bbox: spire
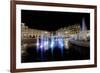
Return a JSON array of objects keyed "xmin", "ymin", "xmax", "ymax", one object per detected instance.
[{"xmin": 81, "ymin": 18, "xmax": 87, "ymax": 31}]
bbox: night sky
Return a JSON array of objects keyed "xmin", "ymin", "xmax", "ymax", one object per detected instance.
[{"xmin": 21, "ymin": 10, "xmax": 90, "ymax": 31}]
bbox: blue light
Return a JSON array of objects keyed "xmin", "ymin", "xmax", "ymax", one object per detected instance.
[
  {"xmin": 58, "ymin": 37, "xmax": 64, "ymax": 48},
  {"xmin": 50, "ymin": 41, "xmax": 54, "ymax": 49},
  {"xmin": 39, "ymin": 35, "xmax": 45, "ymax": 61},
  {"xmin": 44, "ymin": 40, "xmax": 49, "ymax": 50},
  {"xmin": 57, "ymin": 37, "xmax": 64, "ymax": 57},
  {"xmin": 36, "ymin": 37, "xmax": 39, "ymax": 49},
  {"xmin": 50, "ymin": 36, "xmax": 55, "ymax": 58},
  {"xmin": 50, "ymin": 36, "xmax": 55, "ymax": 49},
  {"xmin": 36, "ymin": 34, "xmax": 65, "ymax": 60}
]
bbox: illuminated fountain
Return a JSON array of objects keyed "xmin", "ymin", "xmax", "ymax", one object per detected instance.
[
  {"xmin": 40, "ymin": 35, "xmax": 44, "ymax": 60},
  {"xmin": 36, "ymin": 33, "xmax": 65, "ymax": 61},
  {"xmin": 57, "ymin": 36, "xmax": 64, "ymax": 57},
  {"xmin": 50, "ymin": 35, "xmax": 55, "ymax": 58}
]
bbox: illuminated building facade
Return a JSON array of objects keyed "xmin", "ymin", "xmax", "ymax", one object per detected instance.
[{"xmin": 21, "ymin": 23, "xmax": 50, "ymax": 40}]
